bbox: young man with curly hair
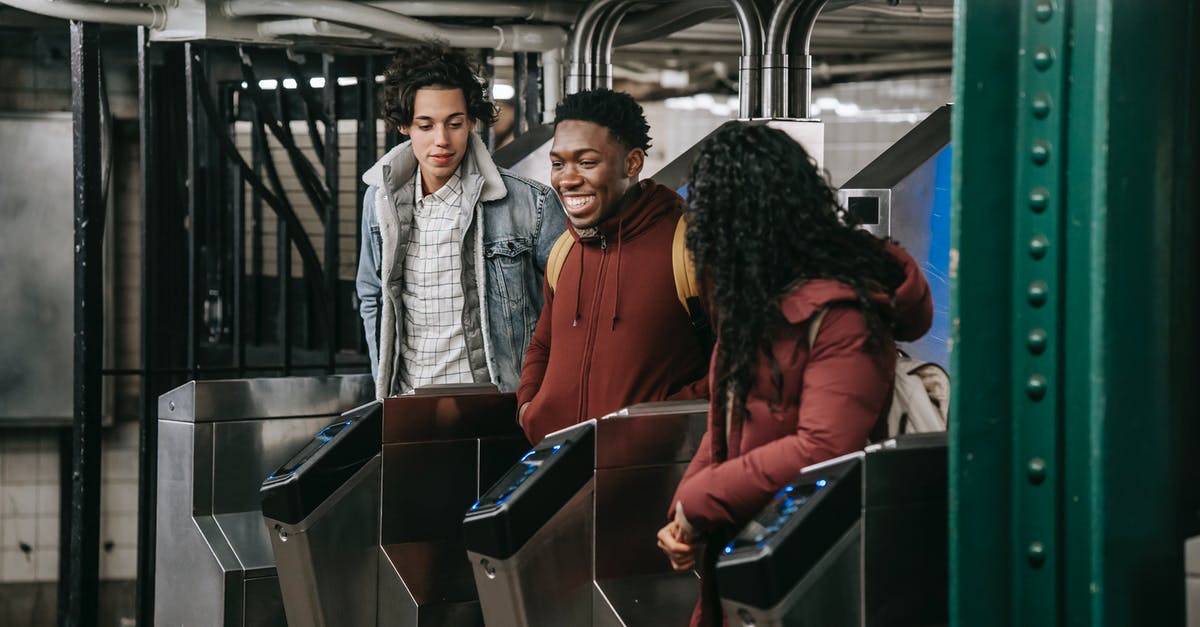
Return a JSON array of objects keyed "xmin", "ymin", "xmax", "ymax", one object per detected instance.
[
  {"xmin": 356, "ymin": 42, "xmax": 566, "ymax": 398},
  {"xmin": 515, "ymin": 88, "xmax": 709, "ymax": 444}
]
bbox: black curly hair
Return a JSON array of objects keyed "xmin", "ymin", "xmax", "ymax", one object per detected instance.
[
  {"xmin": 553, "ymin": 88, "xmax": 652, "ymax": 153},
  {"xmin": 685, "ymin": 123, "xmax": 907, "ymax": 422},
  {"xmin": 381, "ymin": 41, "xmax": 498, "ymax": 129}
]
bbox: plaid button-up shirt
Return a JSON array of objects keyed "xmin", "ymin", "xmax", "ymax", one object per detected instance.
[{"xmin": 397, "ymin": 165, "xmax": 473, "ymax": 392}]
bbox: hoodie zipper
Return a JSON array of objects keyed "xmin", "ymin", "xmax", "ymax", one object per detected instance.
[{"xmin": 577, "ymin": 235, "xmax": 609, "ymax": 418}]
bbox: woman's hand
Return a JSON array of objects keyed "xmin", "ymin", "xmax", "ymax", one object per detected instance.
[{"xmin": 657, "ymin": 520, "xmax": 698, "ymax": 571}]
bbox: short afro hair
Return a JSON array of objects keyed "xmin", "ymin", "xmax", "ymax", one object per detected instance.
[
  {"xmin": 553, "ymin": 88, "xmax": 652, "ymax": 153},
  {"xmin": 381, "ymin": 41, "xmax": 498, "ymax": 129}
]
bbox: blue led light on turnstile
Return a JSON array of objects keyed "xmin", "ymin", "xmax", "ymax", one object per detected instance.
[
  {"xmin": 265, "ymin": 419, "xmax": 354, "ymax": 480},
  {"xmin": 473, "ymin": 440, "xmax": 570, "ymax": 510},
  {"xmin": 725, "ymin": 477, "xmax": 832, "ymax": 556}
]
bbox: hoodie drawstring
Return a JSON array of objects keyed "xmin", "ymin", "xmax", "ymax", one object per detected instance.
[
  {"xmin": 611, "ymin": 217, "xmax": 624, "ymax": 329},
  {"xmin": 572, "ymin": 243, "xmax": 583, "ymax": 327}
]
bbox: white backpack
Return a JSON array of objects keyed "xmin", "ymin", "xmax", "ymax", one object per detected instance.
[{"xmin": 807, "ymin": 308, "xmax": 949, "ymax": 437}]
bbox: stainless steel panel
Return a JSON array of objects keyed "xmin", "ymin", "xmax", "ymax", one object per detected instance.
[
  {"xmin": 595, "ymin": 403, "xmax": 708, "ymax": 469},
  {"xmin": 1188, "ymin": 536, "xmax": 1200, "ymax": 627},
  {"xmin": 470, "ymin": 479, "xmax": 595, "ymax": 627},
  {"xmin": 382, "ymin": 440, "xmax": 481, "ymax": 545},
  {"xmin": 0, "ymin": 113, "xmax": 75, "ymax": 424},
  {"xmin": 650, "ymin": 119, "xmax": 825, "ymax": 193},
  {"xmin": 156, "ymin": 421, "xmax": 230, "ymax": 627},
  {"xmin": 157, "ymin": 377, "xmax": 371, "ymax": 626},
  {"xmin": 592, "ymin": 572, "xmax": 700, "ymax": 627},
  {"xmin": 212, "ymin": 416, "xmax": 332, "ymax": 513},
  {"xmin": 380, "ymin": 542, "xmax": 484, "ymax": 626},
  {"xmin": 268, "ymin": 455, "xmax": 381, "ymax": 627},
  {"xmin": 594, "ymin": 464, "xmax": 691, "ymax": 580},
  {"xmin": 158, "ymin": 374, "xmax": 374, "ymax": 423},
  {"xmin": 382, "ymin": 392, "xmax": 521, "ymax": 443},
  {"xmin": 242, "ymin": 576, "xmax": 288, "ymax": 627}
]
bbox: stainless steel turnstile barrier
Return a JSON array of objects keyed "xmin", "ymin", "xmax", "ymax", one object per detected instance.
[
  {"xmin": 1188, "ymin": 536, "xmax": 1200, "ymax": 627},
  {"xmin": 377, "ymin": 384, "xmax": 529, "ymax": 627},
  {"xmin": 716, "ymin": 433, "xmax": 948, "ymax": 627},
  {"xmin": 463, "ymin": 400, "xmax": 709, "ymax": 627},
  {"xmin": 261, "ymin": 401, "xmax": 383, "ymax": 627},
  {"xmin": 155, "ymin": 375, "xmax": 374, "ymax": 627}
]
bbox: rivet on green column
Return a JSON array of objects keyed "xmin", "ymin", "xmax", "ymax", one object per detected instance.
[
  {"xmin": 1028, "ymin": 280, "xmax": 1049, "ymax": 307},
  {"xmin": 1033, "ymin": 47, "xmax": 1055, "ymax": 71},
  {"xmin": 1028, "ymin": 457, "xmax": 1047, "ymax": 484},
  {"xmin": 1027, "ymin": 541, "xmax": 1046, "ymax": 568},
  {"xmin": 1035, "ymin": 0, "xmax": 1055, "ymax": 22},
  {"xmin": 1029, "ymin": 187, "xmax": 1049, "ymax": 212},
  {"xmin": 1030, "ymin": 234, "xmax": 1049, "ymax": 259},
  {"xmin": 1027, "ymin": 374, "xmax": 1048, "ymax": 401},
  {"xmin": 1027, "ymin": 328, "xmax": 1048, "ymax": 354},
  {"xmin": 1031, "ymin": 141, "xmax": 1051, "ymax": 165},
  {"xmin": 1031, "ymin": 94, "xmax": 1052, "ymax": 119}
]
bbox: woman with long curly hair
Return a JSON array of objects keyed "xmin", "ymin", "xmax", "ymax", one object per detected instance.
[{"xmin": 656, "ymin": 124, "xmax": 934, "ymax": 626}]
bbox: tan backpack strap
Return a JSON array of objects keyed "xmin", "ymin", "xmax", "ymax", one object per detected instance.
[
  {"xmin": 672, "ymin": 215, "xmax": 700, "ymax": 312},
  {"xmin": 807, "ymin": 307, "xmax": 829, "ymax": 348},
  {"xmin": 546, "ymin": 230, "xmax": 576, "ymax": 293}
]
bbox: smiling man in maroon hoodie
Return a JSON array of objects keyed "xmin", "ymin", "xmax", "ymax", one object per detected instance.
[{"xmin": 515, "ymin": 89, "xmax": 709, "ymax": 444}]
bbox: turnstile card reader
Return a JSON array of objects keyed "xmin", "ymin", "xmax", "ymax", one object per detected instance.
[
  {"xmin": 465, "ymin": 421, "xmax": 597, "ymax": 627},
  {"xmin": 261, "ymin": 400, "xmax": 383, "ymax": 627},
  {"xmin": 465, "ymin": 400, "xmax": 710, "ymax": 627},
  {"xmin": 377, "ymin": 385, "xmax": 529, "ymax": 627},
  {"xmin": 717, "ymin": 433, "xmax": 948, "ymax": 627}
]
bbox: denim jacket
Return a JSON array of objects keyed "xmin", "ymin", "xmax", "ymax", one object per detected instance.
[{"xmin": 356, "ymin": 133, "xmax": 566, "ymax": 398}]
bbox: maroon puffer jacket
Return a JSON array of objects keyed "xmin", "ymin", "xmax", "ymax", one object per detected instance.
[{"xmin": 671, "ymin": 242, "xmax": 933, "ymax": 627}]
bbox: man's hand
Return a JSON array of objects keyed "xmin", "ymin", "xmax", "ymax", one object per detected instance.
[{"xmin": 657, "ymin": 520, "xmax": 698, "ymax": 571}]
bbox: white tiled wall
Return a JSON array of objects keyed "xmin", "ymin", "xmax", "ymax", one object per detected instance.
[{"xmin": 0, "ymin": 421, "xmax": 140, "ymax": 583}]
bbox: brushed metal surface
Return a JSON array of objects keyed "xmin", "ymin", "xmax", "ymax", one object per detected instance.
[
  {"xmin": 470, "ymin": 479, "xmax": 595, "ymax": 627},
  {"xmin": 158, "ymin": 375, "xmax": 374, "ymax": 423},
  {"xmin": 382, "ymin": 392, "xmax": 521, "ymax": 443},
  {"xmin": 0, "ymin": 113, "xmax": 76, "ymax": 424},
  {"xmin": 593, "ymin": 572, "xmax": 700, "ymax": 627},
  {"xmin": 156, "ymin": 376, "xmax": 372, "ymax": 626},
  {"xmin": 381, "ymin": 440, "xmax": 481, "ymax": 545},
  {"xmin": 156, "ymin": 421, "xmax": 229, "ymax": 627},
  {"xmin": 594, "ymin": 463, "xmax": 692, "ymax": 580},
  {"xmin": 267, "ymin": 455, "xmax": 381, "ymax": 627},
  {"xmin": 213, "ymin": 416, "xmax": 332, "ymax": 514},
  {"xmin": 381, "ymin": 541, "xmax": 481, "ymax": 606},
  {"xmin": 595, "ymin": 403, "xmax": 708, "ymax": 469}
]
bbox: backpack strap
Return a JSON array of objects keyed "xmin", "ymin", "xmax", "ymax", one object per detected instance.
[
  {"xmin": 672, "ymin": 216, "xmax": 700, "ymax": 312},
  {"xmin": 545, "ymin": 230, "xmax": 576, "ymax": 293},
  {"xmin": 673, "ymin": 215, "xmax": 713, "ymax": 354}
]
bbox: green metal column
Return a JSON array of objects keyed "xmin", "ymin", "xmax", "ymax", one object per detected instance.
[{"xmin": 951, "ymin": 0, "xmax": 1200, "ymax": 625}]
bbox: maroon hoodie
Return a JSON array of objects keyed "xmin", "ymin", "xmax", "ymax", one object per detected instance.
[
  {"xmin": 516, "ymin": 180, "xmax": 709, "ymax": 444},
  {"xmin": 672, "ymin": 242, "xmax": 933, "ymax": 627}
]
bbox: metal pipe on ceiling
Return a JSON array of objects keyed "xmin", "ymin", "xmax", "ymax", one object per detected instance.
[
  {"xmin": 222, "ymin": 0, "xmax": 568, "ymax": 51},
  {"xmin": 0, "ymin": 0, "xmax": 167, "ymax": 28},
  {"xmin": 764, "ymin": 0, "xmax": 832, "ymax": 118},
  {"xmin": 366, "ymin": 0, "xmax": 578, "ymax": 23},
  {"xmin": 256, "ymin": 18, "xmax": 374, "ymax": 40},
  {"xmin": 566, "ymin": 0, "xmax": 633, "ymax": 94}
]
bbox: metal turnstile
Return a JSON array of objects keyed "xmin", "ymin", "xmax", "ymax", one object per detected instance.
[
  {"xmin": 464, "ymin": 400, "xmax": 709, "ymax": 627},
  {"xmin": 839, "ymin": 104, "xmax": 952, "ymax": 368},
  {"xmin": 377, "ymin": 384, "xmax": 530, "ymax": 626},
  {"xmin": 155, "ymin": 375, "xmax": 374, "ymax": 627},
  {"xmin": 1188, "ymin": 536, "xmax": 1200, "ymax": 627},
  {"xmin": 261, "ymin": 400, "xmax": 384, "ymax": 627},
  {"xmin": 717, "ymin": 433, "xmax": 948, "ymax": 627}
]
